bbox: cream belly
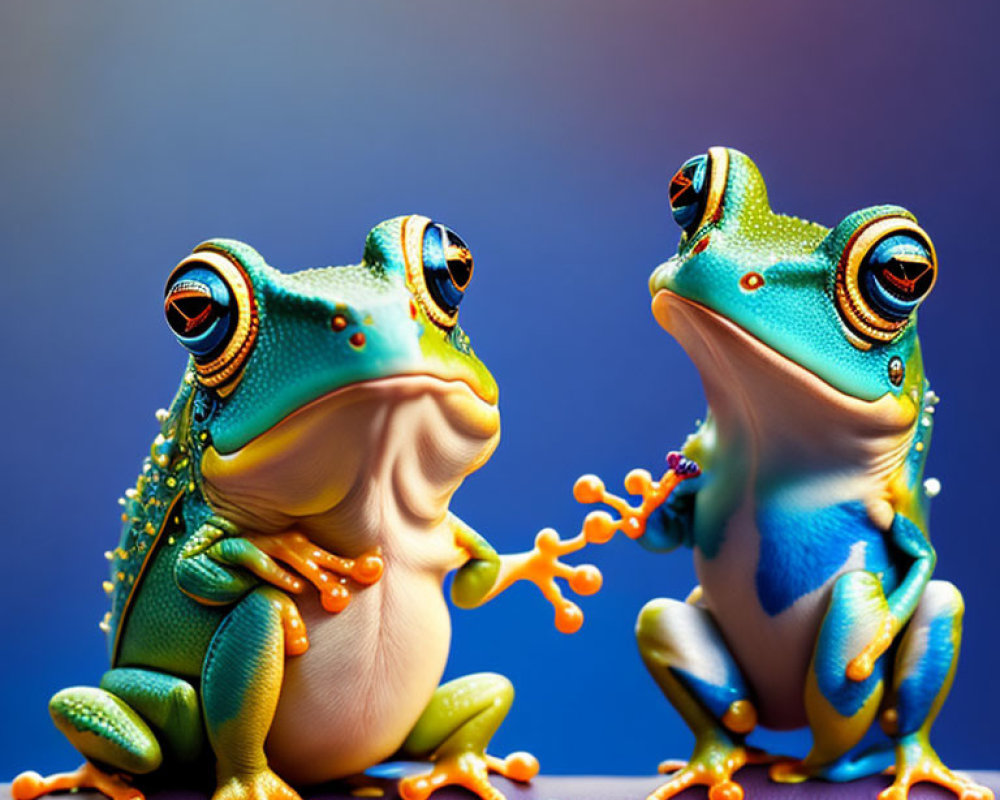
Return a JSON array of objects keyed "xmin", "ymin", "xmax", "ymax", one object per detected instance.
[
  {"xmin": 694, "ymin": 498, "xmax": 864, "ymax": 730},
  {"xmin": 266, "ymin": 567, "xmax": 452, "ymax": 784}
]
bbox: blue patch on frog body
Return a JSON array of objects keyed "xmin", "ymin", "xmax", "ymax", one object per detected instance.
[
  {"xmin": 670, "ymin": 666, "xmax": 748, "ymax": 720},
  {"xmin": 755, "ymin": 500, "xmax": 897, "ymax": 616}
]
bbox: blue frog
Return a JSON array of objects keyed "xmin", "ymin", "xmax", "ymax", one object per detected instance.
[{"xmin": 576, "ymin": 148, "xmax": 992, "ymax": 800}]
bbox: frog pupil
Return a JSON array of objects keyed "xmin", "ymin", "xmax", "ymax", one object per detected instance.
[
  {"xmin": 422, "ymin": 224, "xmax": 472, "ymax": 317},
  {"xmin": 669, "ymin": 154, "xmax": 710, "ymax": 236},
  {"xmin": 879, "ymin": 257, "xmax": 934, "ymax": 299},
  {"xmin": 167, "ymin": 293, "xmax": 213, "ymax": 335},
  {"xmin": 860, "ymin": 234, "xmax": 935, "ymax": 323},
  {"xmin": 164, "ymin": 266, "xmax": 236, "ymax": 358},
  {"xmin": 445, "ymin": 237, "xmax": 473, "ymax": 290}
]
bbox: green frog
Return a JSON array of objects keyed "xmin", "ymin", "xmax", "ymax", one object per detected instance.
[{"xmin": 13, "ymin": 215, "xmax": 600, "ymax": 800}]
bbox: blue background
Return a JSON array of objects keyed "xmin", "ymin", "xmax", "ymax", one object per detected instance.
[{"xmin": 1, "ymin": 0, "xmax": 998, "ymax": 779}]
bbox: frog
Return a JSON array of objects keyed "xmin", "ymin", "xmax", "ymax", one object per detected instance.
[
  {"xmin": 573, "ymin": 148, "xmax": 994, "ymax": 800},
  {"xmin": 12, "ymin": 215, "xmax": 602, "ymax": 800}
]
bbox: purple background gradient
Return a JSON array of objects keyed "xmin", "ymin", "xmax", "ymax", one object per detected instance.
[{"xmin": 1, "ymin": 0, "xmax": 998, "ymax": 779}]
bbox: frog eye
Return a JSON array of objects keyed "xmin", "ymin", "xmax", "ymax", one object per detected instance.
[
  {"xmin": 164, "ymin": 267, "xmax": 234, "ymax": 356},
  {"xmin": 835, "ymin": 217, "xmax": 937, "ymax": 344},
  {"xmin": 668, "ymin": 147, "xmax": 729, "ymax": 239},
  {"xmin": 402, "ymin": 216, "xmax": 472, "ymax": 329},
  {"xmin": 164, "ymin": 249, "xmax": 258, "ymax": 396}
]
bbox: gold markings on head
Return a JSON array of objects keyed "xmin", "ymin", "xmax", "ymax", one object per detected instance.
[{"xmin": 402, "ymin": 215, "xmax": 459, "ymax": 330}]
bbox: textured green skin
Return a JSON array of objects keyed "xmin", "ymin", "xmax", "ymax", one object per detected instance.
[{"xmin": 45, "ymin": 217, "xmax": 512, "ymax": 792}]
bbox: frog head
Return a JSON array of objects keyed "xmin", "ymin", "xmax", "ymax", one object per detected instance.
[
  {"xmin": 649, "ymin": 148, "xmax": 936, "ymax": 475},
  {"xmin": 162, "ymin": 215, "xmax": 500, "ymax": 532}
]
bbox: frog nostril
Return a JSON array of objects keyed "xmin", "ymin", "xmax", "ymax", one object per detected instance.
[
  {"xmin": 331, "ymin": 314, "xmax": 349, "ymax": 332},
  {"xmin": 349, "ymin": 331, "xmax": 366, "ymax": 348},
  {"xmin": 739, "ymin": 272, "xmax": 765, "ymax": 291}
]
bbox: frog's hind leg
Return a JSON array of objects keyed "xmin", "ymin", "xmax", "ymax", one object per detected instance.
[
  {"xmin": 12, "ymin": 684, "xmax": 163, "ymax": 800},
  {"xmin": 770, "ymin": 570, "xmax": 890, "ymax": 785},
  {"xmin": 878, "ymin": 581, "xmax": 993, "ymax": 800},
  {"xmin": 636, "ymin": 597, "xmax": 757, "ymax": 800},
  {"xmin": 201, "ymin": 587, "xmax": 301, "ymax": 800},
  {"xmin": 397, "ymin": 673, "xmax": 538, "ymax": 800}
]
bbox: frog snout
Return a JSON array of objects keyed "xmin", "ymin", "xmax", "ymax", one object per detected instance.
[{"xmin": 649, "ymin": 256, "xmax": 681, "ymax": 296}]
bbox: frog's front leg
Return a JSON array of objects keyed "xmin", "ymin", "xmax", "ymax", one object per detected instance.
[
  {"xmin": 769, "ymin": 570, "xmax": 891, "ymax": 786},
  {"xmin": 636, "ymin": 597, "xmax": 757, "ymax": 800},
  {"xmin": 176, "ymin": 520, "xmax": 310, "ymax": 655},
  {"xmin": 448, "ymin": 516, "xmax": 602, "ymax": 634},
  {"xmin": 181, "ymin": 517, "xmax": 383, "ymax": 612},
  {"xmin": 447, "ymin": 453, "xmax": 701, "ymax": 634},
  {"xmin": 244, "ymin": 530, "xmax": 384, "ymax": 613},
  {"xmin": 397, "ymin": 673, "xmax": 538, "ymax": 800}
]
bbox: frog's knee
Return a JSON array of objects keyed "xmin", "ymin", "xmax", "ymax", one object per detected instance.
[
  {"xmin": 98, "ymin": 668, "xmax": 203, "ymax": 762},
  {"xmin": 831, "ymin": 569, "xmax": 884, "ymax": 603},
  {"xmin": 443, "ymin": 672, "xmax": 513, "ymax": 706},
  {"xmin": 918, "ymin": 580, "xmax": 963, "ymax": 621},
  {"xmin": 635, "ymin": 597, "xmax": 682, "ymax": 645},
  {"xmin": 100, "ymin": 668, "xmax": 199, "ymax": 724},
  {"xmin": 49, "ymin": 687, "xmax": 162, "ymax": 774}
]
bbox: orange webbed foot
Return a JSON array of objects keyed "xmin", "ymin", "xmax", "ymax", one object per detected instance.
[
  {"xmin": 647, "ymin": 742, "xmax": 747, "ymax": 800},
  {"xmin": 575, "ymin": 452, "xmax": 702, "ymax": 543},
  {"xmin": 247, "ymin": 531, "xmax": 384, "ymax": 614},
  {"xmin": 12, "ymin": 763, "xmax": 143, "ymax": 800},
  {"xmin": 879, "ymin": 759, "xmax": 995, "ymax": 800},
  {"xmin": 492, "ymin": 527, "xmax": 604, "ymax": 633},
  {"xmin": 398, "ymin": 750, "xmax": 536, "ymax": 800}
]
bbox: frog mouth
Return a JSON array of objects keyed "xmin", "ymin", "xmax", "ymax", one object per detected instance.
[
  {"xmin": 650, "ymin": 289, "xmax": 914, "ymax": 467},
  {"xmin": 199, "ymin": 374, "xmax": 500, "ymax": 532}
]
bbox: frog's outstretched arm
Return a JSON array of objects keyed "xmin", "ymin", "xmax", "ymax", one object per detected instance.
[
  {"xmin": 574, "ymin": 452, "xmax": 702, "ymax": 549},
  {"xmin": 449, "ymin": 516, "xmax": 602, "ymax": 634},
  {"xmin": 447, "ymin": 453, "xmax": 700, "ymax": 634},
  {"xmin": 847, "ymin": 514, "xmax": 936, "ymax": 681}
]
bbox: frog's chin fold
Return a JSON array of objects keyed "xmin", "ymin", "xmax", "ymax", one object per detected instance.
[
  {"xmin": 650, "ymin": 289, "xmax": 915, "ymax": 501},
  {"xmin": 199, "ymin": 374, "xmax": 500, "ymax": 541}
]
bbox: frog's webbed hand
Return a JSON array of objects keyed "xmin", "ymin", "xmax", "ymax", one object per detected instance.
[
  {"xmin": 847, "ymin": 514, "xmax": 936, "ymax": 682},
  {"xmin": 244, "ymin": 531, "xmax": 384, "ymax": 615},
  {"xmin": 574, "ymin": 451, "xmax": 702, "ymax": 547},
  {"xmin": 449, "ymin": 517, "xmax": 602, "ymax": 634},
  {"xmin": 176, "ymin": 519, "xmax": 311, "ymax": 655}
]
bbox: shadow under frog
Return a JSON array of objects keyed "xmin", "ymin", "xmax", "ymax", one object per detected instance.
[{"xmin": 14, "ymin": 216, "xmax": 601, "ymax": 800}]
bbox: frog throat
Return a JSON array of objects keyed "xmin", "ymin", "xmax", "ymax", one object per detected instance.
[
  {"xmin": 652, "ymin": 289, "xmax": 916, "ymax": 517},
  {"xmin": 199, "ymin": 374, "xmax": 500, "ymax": 535}
]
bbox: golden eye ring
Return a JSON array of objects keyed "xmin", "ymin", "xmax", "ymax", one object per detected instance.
[
  {"xmin": 835, "ymin": 217, "xmax": 937, "ymax": 345},
  {"xmin": 700, "ymin": 146, "xmax": 729, "ymax": 232},
  {"xmin": 167, "ymin": 248, "xmax": 258, "ymax": 396},
  {"xmin": 668, "ymin": 147, "xmax": 730, "ymax": 240},
  {"xmin": 402, "ymin": 214, "xmax": 462, "ymax": 329}
]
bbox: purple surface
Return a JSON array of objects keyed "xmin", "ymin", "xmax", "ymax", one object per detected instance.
[{"xmin": 3, "ymin": 767, "xmax": 998, "ymax": 800}]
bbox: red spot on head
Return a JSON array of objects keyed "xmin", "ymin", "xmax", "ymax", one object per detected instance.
[
  {"xmin": 331, "ymin": 314, "xmax": 348, "ymax": 331},
  {"xmin": 692, "ymin": 235, "xmax": 711, "ymax": 255},
  {"xmin": 739, "ymin": 272, "xmax": 765, "ymax": 291},
  {"xmin": 409, "ymin": 300, "xmax": 418, "ymax": 320},
  {"xmin": 350, "ymin": 331, "xmax": 366, "ymax": 348}
]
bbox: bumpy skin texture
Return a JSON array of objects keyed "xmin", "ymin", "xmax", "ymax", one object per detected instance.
[
  {"xmin": 13, "ymin": 216, "xmax": 577, "ymax": 800},
  {"xmin": 621, "ymin": 149, "xmax": 991, "ymax": 800}
]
